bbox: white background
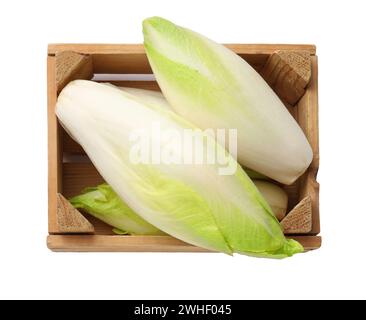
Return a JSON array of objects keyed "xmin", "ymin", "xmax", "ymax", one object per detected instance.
[{"xmin": 0, "ymin": 0, "xmax": 365, "ymax": 300}]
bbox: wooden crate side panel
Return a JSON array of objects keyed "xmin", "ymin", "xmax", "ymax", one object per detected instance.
[
  {"xmin": 48, "ymin": 56, "xmax": 61, "ymax": 233},
  {"xmin": 47, "ymin": 235, "xmax": 321, "ymax": 252},
  {"xmin": 282, "ymin": 181, "xmax": 300, "ymax": 212},
  {"xmin": 48, "ymin": 44, "xmax": 315, "ymax": 74},
  {"xmin": 297, "ymin": 56, "xmax": 320, "ymax": 234},
  {"xmin": 91, "ymin": 53, "xmax": 268, "ymax": 74},
  {"xmin": 61, "ymin": 162, "xmax": 126, "ymax": 235},
  {"xmin": 48, "ymin": 43, "xmax": 316, "ymax": 55},
  {"xmin": 98, "ymin": 80, "xmax": 161, "ymax": 91},
  {"xmin": 62, "ymin": 163, "xmax": 104, "ymax": 198},
  {"xmin": 50, "ymin": 52, "xmax": 96, "ymax": 233}
]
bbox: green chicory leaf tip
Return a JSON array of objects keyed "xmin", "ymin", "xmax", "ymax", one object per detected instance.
[
  {"xmin": 69, "ymin": 183, "xmax": 164, "ymax": 236},
  {"xmin": 143, "ymin": 16, "xmax": 171, "ymax": 32}
]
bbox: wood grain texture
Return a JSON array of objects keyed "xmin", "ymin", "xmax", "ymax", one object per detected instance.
[
  {"xmin": 297, "ymin": 56, "xmax": 320, "ymax": 234},
  {"xmin": 62, "ymin": 162, "xmax": 104, "ymax": 198},
  {"xmin": 261, "ymin": 50, "xmax": 311, "ymax": 105},
  {"xmin": 98, "ymin": 80, "xmax": 161, "ymax": 91},
  {"xmin": 48, "ymin": 43, "xmax": 316, "ymax": 55},
  {"xmin": 47, "ymin": 56, "xmax": 61, "ymax": 233},
  {"xmin": 56, "ymin": 51, "xmax": 93, "ymax": 93},
  {"xmin": 80, "ymin": 216, "xmax": 115, "ymax": 235},
  {"xmin": 47, "ymin": 235, "xmax": 321, "ymax": 252},
  {"xmin": 48, "ymin": 44, "xmax": 315, "ymax": 74},
  {"xmin": 281, "ymin": 196, "xmax": 312, "ymax": 234},
  {"xmin": 62, "ymin": 128, "xmax": 83, "ymax": 154},
  {"xmin": 59, "ymin": 162, "xmax": 117, "ymax": 235},
  {"xmin": 55, "ymin": 194, "xmax": 95, "ymax": 234},
  {"xmin": 282, "ymin": 180, "xmax": 300, "ymax": 212},
  {"xmin": 91, "ymin": 53, "xmax": 267, "ymax": 74}
]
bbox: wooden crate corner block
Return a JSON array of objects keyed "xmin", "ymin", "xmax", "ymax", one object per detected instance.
[
  {"xmin": 55, "ymin": 51, "xmax": 93, "ymax": 93},
  {"xmin": 55, "ymin": 193, "xmax": 95, "ymax": 234},
  {"xmin": 261, "ymin": 50, "xmax": 312, "ymax": 105},
  {"xmin": 281, "ymin": 196, "xmax": 312, "ymax": 234}
]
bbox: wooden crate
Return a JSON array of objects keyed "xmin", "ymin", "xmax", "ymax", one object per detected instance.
[{"xmin": 47, "ymin": 44, "xmax": 321, "ymax": 252}]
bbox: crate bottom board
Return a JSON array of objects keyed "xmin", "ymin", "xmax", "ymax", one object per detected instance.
[{"xmin": 47, "ymin": 235, "xmax": 321, "ymax": 253}]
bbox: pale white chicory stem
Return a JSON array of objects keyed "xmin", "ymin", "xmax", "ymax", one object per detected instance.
[{"xmin": 253, "ymin": 180, "xmax": 288, "ymax": 221}]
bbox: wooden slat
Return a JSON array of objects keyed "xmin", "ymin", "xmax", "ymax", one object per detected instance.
[
  {"xmin": 62, "ymin": 128, "xmax": 83, "ymax": 154},
  {"xmin": 82, "ymin": 216, "xmax": 115, "ymax": 235},
  {"xmin": 98, "ymin": 80, "xmax": 161, "ymax": 91},
  {"xmin": 61, "ymin": 163, "xmax": 116, "ymax": 234},
  {"xmin": 226, "ymin": 44, "xmax": 316, "ymax": 55},
  {"xmin": 93, "ymin": 54, "xmax": 264, "ymax": 74},
  {"xmin": 299, "ymin": 171, "xmax": 320, "ymax": 234},
  {"xmin": 48, "ymin": 56, "xmax": 61, "ymax": 233},
  {"xmin": 92, "ymin": 53, "xmax": 266, "ymax": 73},
  {"xmin": 282, "ymin": 180, "xmax": 299, "ymax": 212},
  {"xmin": 93, "ymin": 53, "xmax": 150, "ymax": 74},
  {"xmin": 298, "ymin": 56, "xmax": 320, "ymax": 170},
  {"xmin": 48, "ymin": 44, "xmax": 315, "ymax": 74},
  {"xmin": 292, "ymin": 235, "xmax": 321, "ymax": 251},
  {"xmin": 238, "ymin": 54, "xmax": 269, "ymax": 71},
  {"xmin": 47, "ymin": 235, "xmax": 321, "ymax": 252},
  {"xmin": 48, "ymin": 43, "xmax": 316, "ymax": 55},
  {"xmin": 49, "ymin": 44, "xmax": 147, "ymax": 55},
  {"xmin": 90, "ymin": 55, "xmax": 266, "ymax": 74},
  {"xmin": 290, "ymin": 102, "xmax": 299, "ymax": 121},
  {"xmin": 62, "ymin": 162, "xmax": 104, "ymax": 198},
  {"xmin": 297, "ymin": 56, "xmax": 320, "ymax": 234}
]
